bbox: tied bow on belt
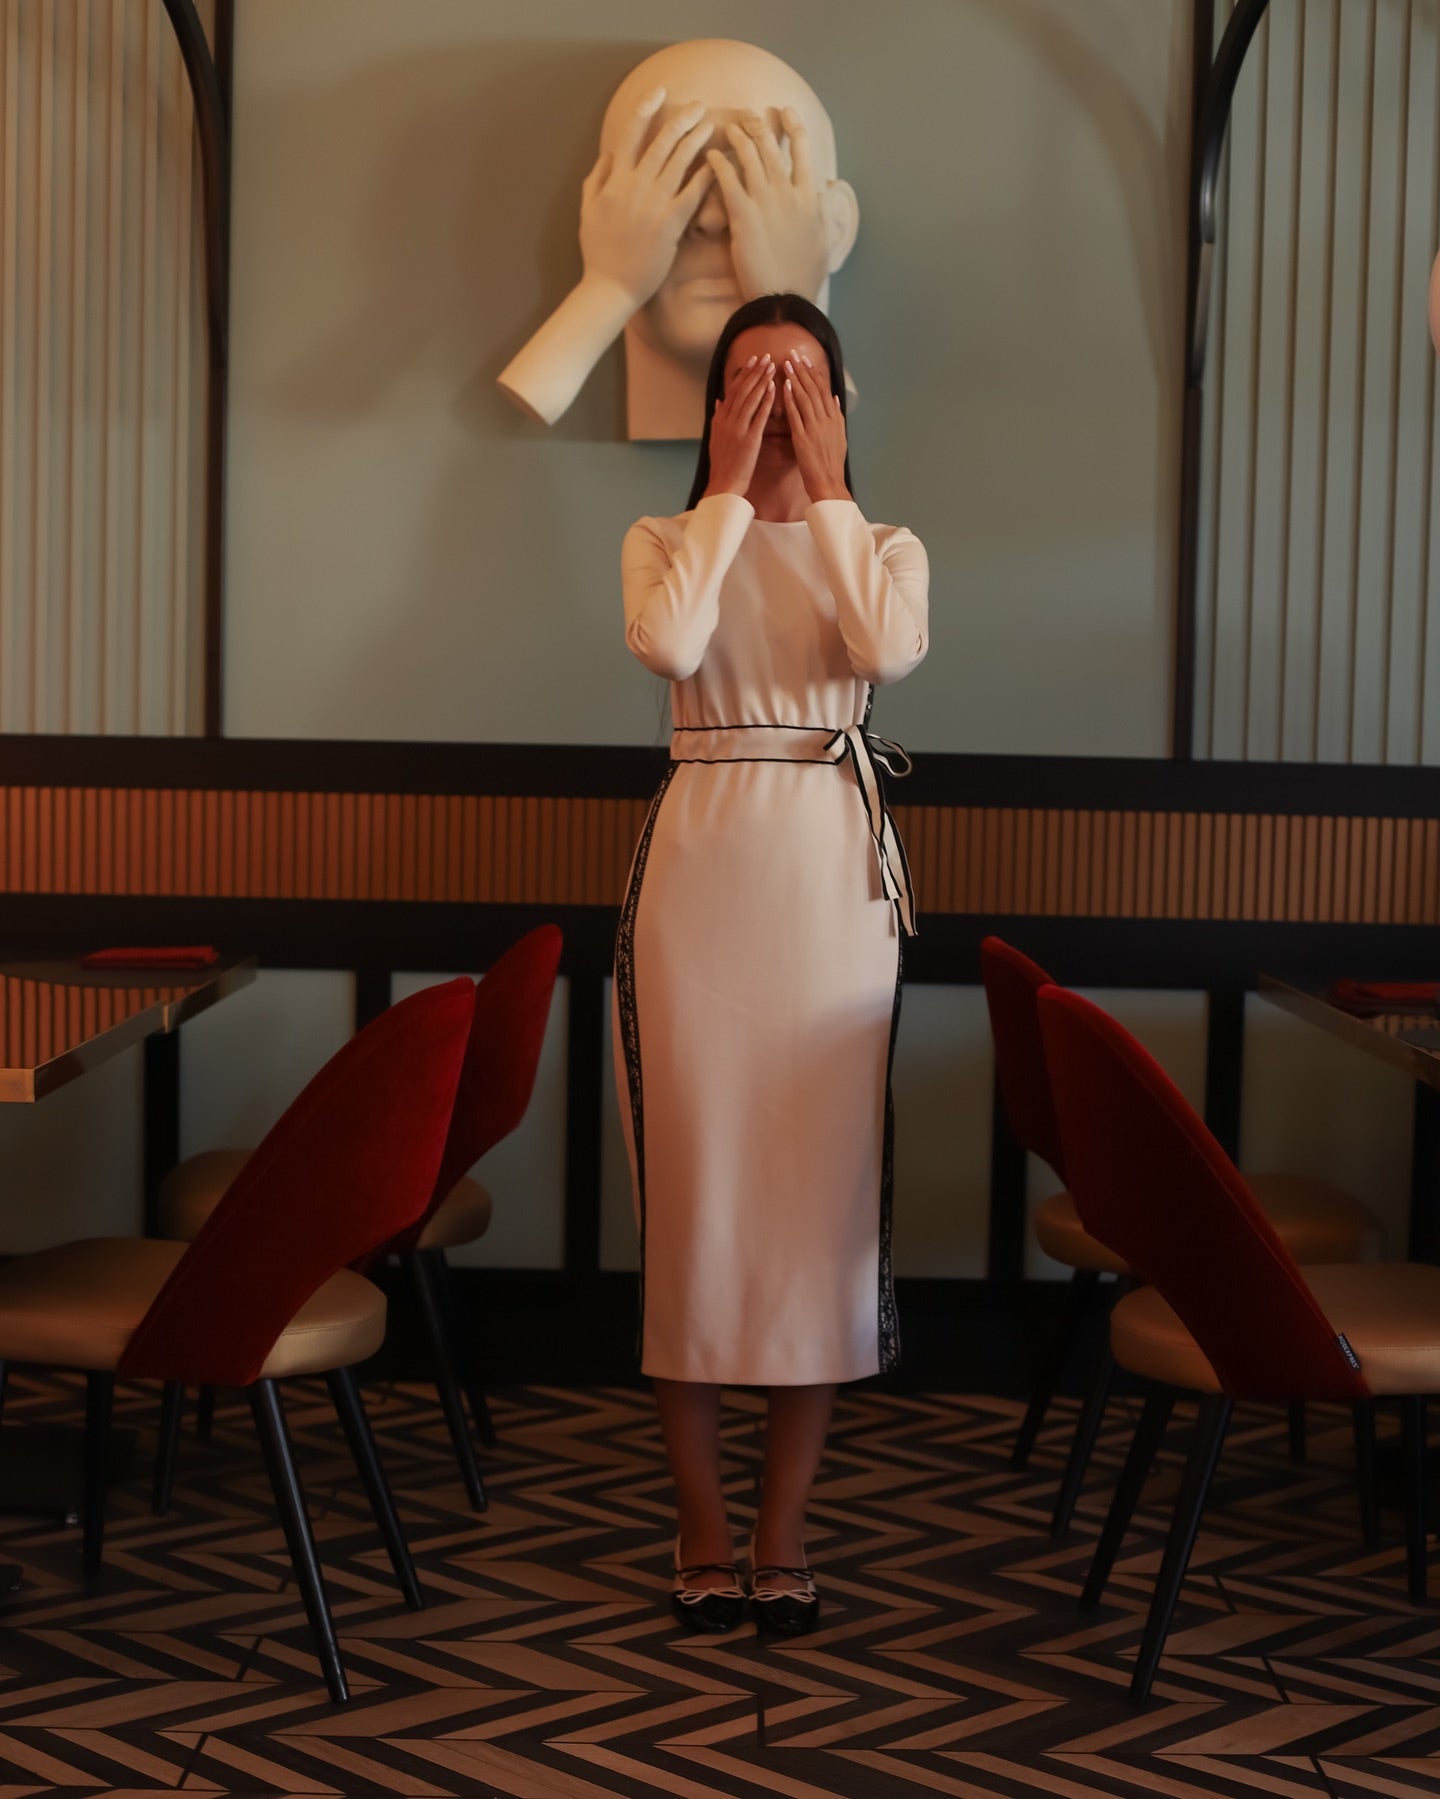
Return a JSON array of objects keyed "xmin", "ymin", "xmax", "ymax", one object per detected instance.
[{"xmin": 668, "ymin": 723, "xmax": 918, "ymax": 938}]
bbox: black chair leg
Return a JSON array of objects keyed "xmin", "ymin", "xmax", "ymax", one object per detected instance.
[
  {"xmin": 1051, "ymin": 1352, "xmax": 1117, "ymax": 1538},
  {"xmin": 408, "ymin": 1252, "xmax": 487, "ymax": 1511},
  {"xmin": 249, "ymin": 1379, "xmax": 349, "ymax": 1705},
  {"xmin": 1353, "ymin": 1400, "xmax": 1380, "ymax": 1550},
  {"xmin": 1012, "ymin": 1269, "xmax": 1099, "ymax": 1470},
  {"xmin": 326, "ymin": 1367, "xmax": 423, "ymax": 1611},
  {"xmin": 83, "ymin": 1372, "xmax": 114, "ymax": 1580},
  {"xmin": 1130, "ymin": 1394, "xmax": 1232, "ymax": 1705},
  {"xmin": 434, "ymin": 1249, "xmax": 498, "ymax": 1449},
  {"xmin": 152, "ymin": 1381, "xmax": 184, "ymax": 1515},
  {"xmin": 196, "ymin": 1384, "xmax": 216, "ymax": 1439},
  {"xmin": 1081, "ymin": 1388, "xmax": 1174, "ymax": 1611},
  {"xmin": 1288, "ymin": 1401, "xmax": 1307, "ymax": 1463},
  {"xmin": 1402, "ymin": 1394, "xmax": 1429, "ymax": 1605}
]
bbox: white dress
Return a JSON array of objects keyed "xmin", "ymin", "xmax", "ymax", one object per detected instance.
[{"xmin": 612, "ymin": 492, "xmax": 930, "ymax": 1386}]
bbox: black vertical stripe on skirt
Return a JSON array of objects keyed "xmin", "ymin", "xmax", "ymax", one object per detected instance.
[
  {"xmin": 878, "ymin": 927, "xmax": 904, "ymax": 1374},
  {"xmin": 613, "ymin": 763, "xmax": 677, "ymax": 1366}
]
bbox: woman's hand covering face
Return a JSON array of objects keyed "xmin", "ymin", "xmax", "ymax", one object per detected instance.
[
  {"xmin": 703, "ymin": 354, "xmax": 776, "ymax": 500},
  {"xmin": 783, "ymin": 352, "xmax": 849, "ymax": 503}
]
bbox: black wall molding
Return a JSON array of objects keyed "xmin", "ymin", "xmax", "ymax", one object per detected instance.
[{"xmin": 6, "ymin": 734, "xmax": 1440, "ymax": 818}]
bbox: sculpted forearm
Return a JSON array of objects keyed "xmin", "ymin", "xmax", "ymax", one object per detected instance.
[{"xmin": 497, "ymin": 274, "xmax": 638, "ymax": 424}]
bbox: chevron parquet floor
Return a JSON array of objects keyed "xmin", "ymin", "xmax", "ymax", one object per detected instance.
[{"xmin": 0, "ymin": 1374, "xmax": 1433, "ymax": 1795}]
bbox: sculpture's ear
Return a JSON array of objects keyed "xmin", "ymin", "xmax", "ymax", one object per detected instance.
[{"xmin": 821, "ymin": 178, "xmax": 860, "ymax": 275}]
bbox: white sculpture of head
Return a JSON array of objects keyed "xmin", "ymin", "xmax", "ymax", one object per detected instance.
[{"xmin": 602, "ymin": 40, "xmax": 859, "ymax": 439}]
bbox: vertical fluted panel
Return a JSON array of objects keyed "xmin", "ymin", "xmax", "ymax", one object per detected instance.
[
  {"xmin": 1199, "ymin": 0, "xmax": 1440, "ymax": 765},
  {"xmin": 0, "ymin": 0, "xmax": 209, "ymax": 736}
]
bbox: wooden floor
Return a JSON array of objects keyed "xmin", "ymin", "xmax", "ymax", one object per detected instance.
[{"xmin": 0, "ymin": 1371, "xmax": 1432, "ymax": 1796}]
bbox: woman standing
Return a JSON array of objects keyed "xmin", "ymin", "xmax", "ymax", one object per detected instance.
[{"xmin": 613, "ymin": 293, "xmax": 929, "ymax": 1634}]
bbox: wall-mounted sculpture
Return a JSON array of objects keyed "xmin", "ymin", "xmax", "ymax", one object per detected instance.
[{"xmin": 497, "ymin": 39, "xmax": 858, "ymax": 441}]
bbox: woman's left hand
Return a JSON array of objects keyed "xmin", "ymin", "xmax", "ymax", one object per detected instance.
[{"xmin": 783, "ymin": 354, "xmax": 850, "ymax": 503}]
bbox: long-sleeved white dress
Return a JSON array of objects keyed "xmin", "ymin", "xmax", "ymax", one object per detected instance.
[{"xmin": 612, "ymin": 492, "xmax": 929, "ymax": 1386}]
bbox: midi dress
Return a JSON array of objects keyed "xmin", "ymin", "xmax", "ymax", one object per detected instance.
[{"xmin": 612, "ymin": 491, "xmax": 929, "ymax": 1386}]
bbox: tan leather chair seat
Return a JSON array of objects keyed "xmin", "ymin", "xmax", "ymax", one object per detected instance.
[
  {"xmin": 1035, "ymin": 1173, "xmax": 1380, "ymax": 1276},
  {"xmin": 159, "ymin": 1150, "xmax": 493, "ymax": 1253},
  {"xmin": 412, "ymin": 1177, "xmax": 493, "ymax": 1250},
  {"xmin": 1034, "ymin": 1191, "xmax": 1130, "ymax": 1273},
  {"xmin": 158, "ymin": 1149, "xmax": 250, "ymax": 1240},
  {"xmin": 0, "ymin": 1239, "xmax": 386, "ymax": 1378},
  {"xmin": 1111, "ymin": 1262, "xmax": 1440, "ymax": 1396},
  {"xmin": 1243, "ymin": 1172, "xmax": 1383, "ymax": 1263}
]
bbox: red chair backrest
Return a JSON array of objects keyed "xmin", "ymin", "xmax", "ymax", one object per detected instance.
[
  {"xmin": 1037, "ymin": 985, "xmax": 1369, "ymax": 1403},
  {"xmin": 119, "ymin": 977, "xmax": 476, "ymax": 1386},
  {"xmin": 980, "ymin": 936, "xmax": 1066, "ymax": 1180},
  {"xmin": 387, "ymin": 924, "xmax": 563, "ymax": 1254}
]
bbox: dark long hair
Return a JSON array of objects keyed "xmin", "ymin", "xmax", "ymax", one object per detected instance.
[{"xmin": 684, "ymin": 293, "xmax": 854, "ymax": 511}]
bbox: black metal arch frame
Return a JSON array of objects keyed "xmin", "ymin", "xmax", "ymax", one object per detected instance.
[
  {"xmin": 1173, "ymin": 0, "xmax": 1284, "ymax": 761},
  {"xmin": 158, "ymin": 0, "xmax": 233, "ymax": 738}
]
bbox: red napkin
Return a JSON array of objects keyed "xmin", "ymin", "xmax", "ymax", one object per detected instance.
[
  {"xmin": 1330, "ymin": 977, "xmax": 1439, "ymax": 1010},
  {"xmin": 79, "ymin": 947, "xmax": 220, "ymax": 971}
]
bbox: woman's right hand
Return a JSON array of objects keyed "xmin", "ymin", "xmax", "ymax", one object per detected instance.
[{"xmin": 702, "ymin": 355, "xmax": 775, "ymax": 500}]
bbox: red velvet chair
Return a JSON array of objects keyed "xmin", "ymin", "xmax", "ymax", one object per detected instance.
[
  {"xmin": 157, "ymin": 926, "xmax": 564, "ymax": 1510},
  {"xmin": 1038, "ymin": 985, "xmax": 1440, "ymax": 1704},
  {"xmin": 981, "ymin": 936, "xmax": 1380, "ymax": 1533},
  {"xmin": 0, "ymin": 976, "xmax": 475, "ymax": 1705}
]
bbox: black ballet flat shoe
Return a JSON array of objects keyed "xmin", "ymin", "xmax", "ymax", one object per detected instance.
[
  {"xmin": 671, "ymin": 1549, "xmax": 746, "ymax": 1633},
  {"xmin": 750, "ymin": 1563, "xmax": 820, "ymax": 1637}
]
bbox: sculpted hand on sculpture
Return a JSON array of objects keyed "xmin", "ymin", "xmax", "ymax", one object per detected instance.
[
  {"xmin": 579, "ymin": 90, "xmax": 717, "ymax": 310},
  {"xmin": 497, "ymin": 40, "xmax": 859, "ymax": 440},
  {"xmin": 708, "ymin": 109, "xmax": 831, "ymax": 306}
]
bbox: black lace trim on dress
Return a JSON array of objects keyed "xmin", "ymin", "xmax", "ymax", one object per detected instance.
[
  {"xmin": 878, "ymin": 927, "xmax": 904, "ymax": 1374},
  {"xmin": 614, "ymin": 762, "xmax": 678, "ymax": 1367}
]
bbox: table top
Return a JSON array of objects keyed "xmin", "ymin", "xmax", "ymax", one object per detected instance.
[
  {"xmin": 0, "ymin": 957, "xmax": 256, "ymax": 1102},
  {"xmin": 1258, "ymin": 973, "xmax": 1440, "ymax": 1092}
]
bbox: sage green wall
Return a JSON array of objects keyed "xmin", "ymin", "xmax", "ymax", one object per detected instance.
[
  {"xmin": 223, "ymin": 0, "xmax": 1192, "ymax": 755},
  {"xmin": 4, "ymin": 5, "xmax": 1416, "ymax": 1293}
]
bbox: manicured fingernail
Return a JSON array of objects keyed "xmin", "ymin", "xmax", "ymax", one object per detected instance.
[{"xmin": 745, "ymin": 355, "xmax": 757, "ymax": 367}]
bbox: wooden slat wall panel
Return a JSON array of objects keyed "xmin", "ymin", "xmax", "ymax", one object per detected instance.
[
  {"xmin": 1, "ymin": 783, "xmax": 1437, "ymax": 925},
  {"xmin": 0, "ymin": 0, "xmax": 210, "ymax": 736},
  {"xmin": 1198, "ymin": 0, "xmax": 1440, "ymax": 765}
]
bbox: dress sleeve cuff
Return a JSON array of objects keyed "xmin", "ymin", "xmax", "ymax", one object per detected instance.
[
  {"xmin": 694, "ymin": 493, "xmax": 756, "ymax": 524},
  {"xmin": 805, "ymin": 498, "xmax": 864, "ymax": 528}
]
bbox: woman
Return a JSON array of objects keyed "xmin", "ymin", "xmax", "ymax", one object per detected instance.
[{"xmin": 613, "ymin": 293, "xmax": 929, "ymax": 1635}]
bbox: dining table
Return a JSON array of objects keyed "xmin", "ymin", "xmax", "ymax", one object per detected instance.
[
  {"xmin": 0, "ymin": 953, "xmax": 256, "ymax": 1549},
  {"xmin": 1259, "ymin": 973, "xmax": 1440, "ymax": 1263}
]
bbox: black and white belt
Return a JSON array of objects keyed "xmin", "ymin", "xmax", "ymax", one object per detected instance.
[{"xmin": 668, "ymin": 723, "xmax": 918, "ymax": 938}]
